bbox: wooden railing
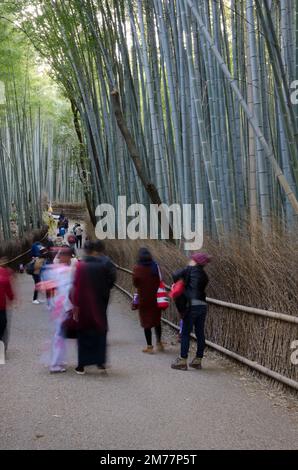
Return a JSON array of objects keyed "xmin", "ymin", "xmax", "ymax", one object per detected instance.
[{"xmin": 113, "ymin": 263, "xmax": 298, "ymax": 392}]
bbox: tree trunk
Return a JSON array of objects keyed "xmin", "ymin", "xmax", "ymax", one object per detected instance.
[
  {"xmin": 70, "ymin": 99, "xmax": 96, "ymax": 226},
  {"xmin": 111, "ymin": 89, "xmax": 174, "ymax": 242}
]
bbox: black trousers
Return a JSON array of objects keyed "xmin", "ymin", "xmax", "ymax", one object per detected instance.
[
  {"xmin": 144, "ymin": 324, "xmax": 162, "ymax": 346},
  {"xmin": 78, "ymin": 330, "xmax": 107, "ymax": 367},
  {"xmin": 32, "ymin": 274, "xmax": 40, "ymax": 301},
  {"xmin": 0, "ymin": 309, "xmax": 7, "ymax": 342},
  {"xmin": 76, "ymin": 235, "xmax": 82, "ymax": 248},
  {"xmin": 181, "ymin": 305, "xmax": 207, "ymax": 359}
]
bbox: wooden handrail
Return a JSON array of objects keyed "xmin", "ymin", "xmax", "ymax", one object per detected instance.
[
  {"xmin": 114, "ymin": 263, "xmax": 298, "ymax": 325},
  {"xmin": 114, "ymin": 282, "xmax": 298, "ymax": 391},
  {"xmin": 0, "ymin": 232, "xmax": 49, "ymax": 267}
]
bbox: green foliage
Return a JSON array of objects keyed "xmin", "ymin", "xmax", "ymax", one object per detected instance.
[{"xmin": 1, "ymin": 0, "xmax": 298, "ymax": 239}]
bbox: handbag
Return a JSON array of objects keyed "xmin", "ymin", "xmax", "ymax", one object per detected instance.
[
  {"xmin": 156, "ymin": 265, "xmax": 169, "ymax": 310},
  {"xmin": 169, "ymin": 279, "xmax": 185, "ymax": 299},
  {"xmin": 60, "ymin": 310, "xmax": 78, "ymax": 339},
  {"xmin": 131, "ymin": 292, "xmax": 139, "ymax": 310},
  {"xmin": 171, "ymin": 267, "xmax": 191, "ymax": 318},
  {"xmin": 25, "ymin": 259, "xmax": 36, "ymax": 275}
]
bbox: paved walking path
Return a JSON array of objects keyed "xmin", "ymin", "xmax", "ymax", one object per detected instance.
[{"xmin": 0, "ymin": 275, "xmax": 297, "ymax": 449}]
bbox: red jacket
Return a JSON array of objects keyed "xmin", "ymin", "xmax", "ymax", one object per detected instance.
[
  {"xmin": 0, "ymin": 267, "xmax": 14, "ymax": 310},
  {"xmin": 133, "ymin": 264, "xmax": 160, "ymax": 329}
]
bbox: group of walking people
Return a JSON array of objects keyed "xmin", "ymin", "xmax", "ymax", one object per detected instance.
[
  {"xmin": 29, "ymin": 237, "xmax": 211, "ymax": 374},
  {"xmin": 33, "ymin": 240, "xmax": 116, "ymax": 374},
  {"xmin": 57, "ymin": 212, "xmax": 83, "ymax": 250},
  {"xmin": 132, "ymin": 248, "xmax": 211, "ymax": 371},
  {"xmin": 1, "ymin": 225, "xmax": 211, "ymax": 374}
]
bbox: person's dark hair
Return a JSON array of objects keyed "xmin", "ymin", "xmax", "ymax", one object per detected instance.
[
  {"xmin": 137, "ymin": 247, "xmax": 153, "ymax": 263},
  {"xmin": 84, "ymin": 240, "xmax": 94, "ymax": 255},
  {"xmin": 59, "ymin": 247, "xmax": 73, "ymax": 257},
  {"xmin": 39, "ymin": 247, "xmax": 48, "ymax": 258},
  {"xmin": 93, "ymin": 240, "xmax": 105, "ymax": 253}
]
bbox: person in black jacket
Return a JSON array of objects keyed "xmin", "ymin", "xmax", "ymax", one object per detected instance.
[
  {"xmin": 171, "ymin": 252, "xmax": 211, "ymax": 371},
  {"xmin": 72, "ymin": 240, "xmax": 117, "ymax": 375}
]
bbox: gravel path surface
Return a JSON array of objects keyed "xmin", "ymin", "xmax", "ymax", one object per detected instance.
[{"xmin": 1, "ymin": 275, "xmax": 297, "ymax": 450}]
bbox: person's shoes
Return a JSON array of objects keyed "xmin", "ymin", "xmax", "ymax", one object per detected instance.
[
  {"xmin": 97, "ymin": 365, "xmax": 108, "ymax": 375},
  {"xmin": 156, "ymin": 342, "xmax": 165, "ymax": 352},
  {"xmin": 38, "ymin": 299, "xmax": 46, "ymax": 304},
  {"xmin": 142, "ymin": 345, "xmax": 154, "ymax": 354},
  {"xmin": 32, "ymin": 300, "xmax": 40, "ymax": 305},
  {"xmin": 75, "ymin": 366, "xmax": 85, "ymax": 375},
  {"xmin": 171, "ymin": 357, "xmax": 188, "ymax": 370},
  {"xmin": 50, "ymin": 366, "xmax": 66, "ymax": 373},
  {"xmin": 189, "ymin": 357, "xmax": 202, "ymax": 369}
]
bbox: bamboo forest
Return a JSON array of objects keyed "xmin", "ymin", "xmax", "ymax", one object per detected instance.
[
  {"xmin": 0, "ymin": 0, "xmax": 297, "ymax": 240},
  {"xmin": 1, "ymin": 0, "xmax": 298, "ymax": 453}
]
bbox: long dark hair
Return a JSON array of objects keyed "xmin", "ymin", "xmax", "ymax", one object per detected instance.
[{"xmin": 137, "ymin": 247, "xmax": 159, "ymax": 276}]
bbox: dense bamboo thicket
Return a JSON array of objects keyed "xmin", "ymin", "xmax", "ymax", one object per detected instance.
[
  {"xmin": 0, "ymin": 13, "xmax": 83, "ymax": 240},
  {"xmin": 11, "ymin": 0, "xmax": 298, "ymax": 239},
  {"xmin": 0, "ymin": 104, "xmax": 82, "ymax": 239}
]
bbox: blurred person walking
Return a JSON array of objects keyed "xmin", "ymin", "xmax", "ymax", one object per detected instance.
[
  {"xmin": 72, "ymin": 241, "xmax": 116, "ymax": 374},
  {"xmin": 67, "ymin": 234, "xmax": 77, "ymax": 254},
  {"xmin": 63, "ymin": 218, "xmax": 69, "ymax": 234},
  {"xmin": 132, "ymin": 247, "xmax": 164, "ymax": 353},
  {"xmin": 39, "ymin": 247, "xmax": 75, "ymax": 373},
  {"xmin": 40, "ymin": 248, "xmax": 56, "ymax": 309},
  {"xmin": 171, "ymin": 252, "xmax": 211, "ymax": 371},
  {"xmin": 27, "ymin": 245, "xmax": 47, "ymax": 305},
  {"xmin": 0, "ymin": 260, "xmax": 14, "ymax": 348},
  {"xmin": 58, "ymin": 225, "xmax": 66, "ymax": 239},
  {"xmin": 74, "ymin": 224, "xmax": 83, "ymax": 249}
]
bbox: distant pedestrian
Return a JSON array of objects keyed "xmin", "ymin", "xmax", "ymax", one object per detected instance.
[
  {"xmin": 72, "ymin": 240, "xmax": 116, "ymax": 374},
  {"xmin": 72, "ymin": 223, "xmax": 79, "ymax": 234},
  {"xmin": 74, "ymin": 224, "xmax": 83, "ymax": 249},
  {"xmin": 132, "ymin": 247, "xmax": 164, "ymax": 353},
  {"xmin": 67, "ymin": 234, "xmax": 77, "ymax": 253},
  {"xmin": 171, "ymin": 252, "xmax": 211, "ymax": 371},
  {"xmin": 63, "ymin": 218, "xmax": 69, "ymax": 233},
  {"xmin": 59, "ymin": 211, "xmax": 65, "ymax": 223},
  {"xmin": 0, "ymin": 261, "xmax": 14, "ymax": 346},
  {"xmin": 30, "ymin": 246, "xmax": 47, "ymax": 305},
  {"xmin": 59, "ymin": 225, "xmax": 66, "ymax": 239}
]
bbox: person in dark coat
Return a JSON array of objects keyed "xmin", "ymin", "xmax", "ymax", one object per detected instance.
[
  {"xmin": 171, "ymin": 252, "xmax": 211, "ymax": 371},
  {"xmin": 72, "ymin": 240, "xmax": 116, "ymax": 374},
  {"xmin": 132, "ymin": 247, "xmax": 164, "ymax": 353},
  {"xmin": 59, "ymin": 211, "xmax": 65, "ymax": 223},
  {"xmin": 63, "ymin": 218, "xmax": 69, "ymax": 233}
]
